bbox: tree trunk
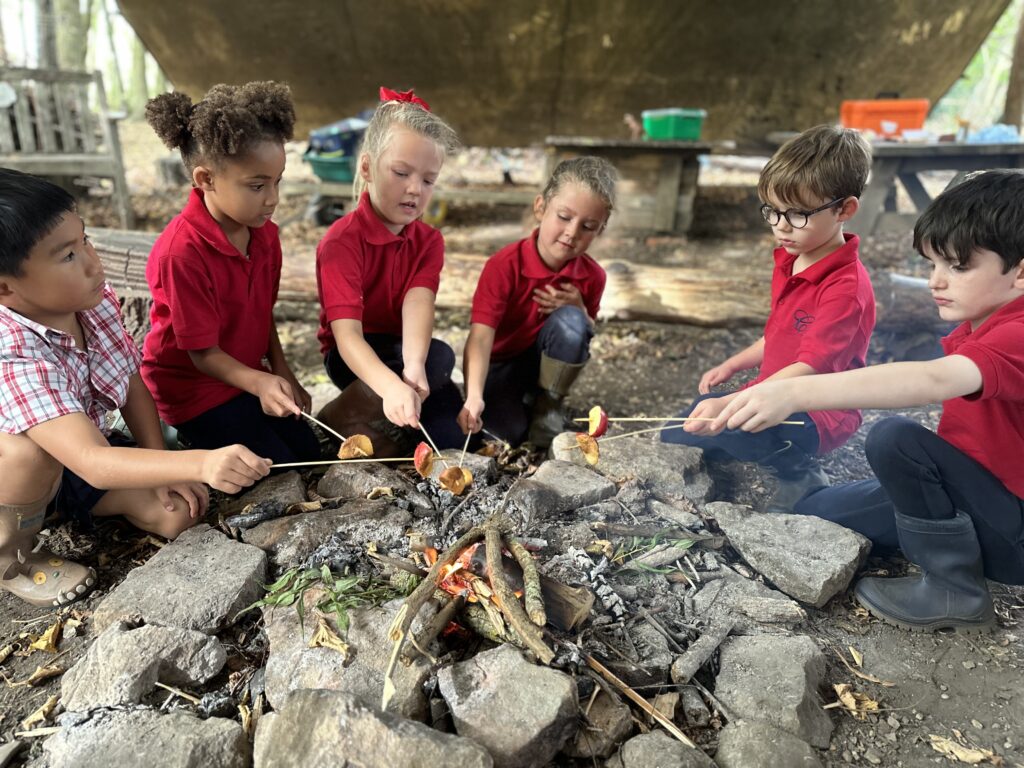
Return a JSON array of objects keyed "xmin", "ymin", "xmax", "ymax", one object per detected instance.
[
  {"xmin": 127, "ymin": 34, "xmax": 147, "ymax": 117},
  {"xmin": 0, "ymin": 9, "xmax": 8, "ymax": 65},
  {"xmin": 55, "ymin": 0, "xmax": 94, "ymax": 71},
  {"xmin": 1001, "ymin": 2, "xmax": 1024, "ymax": 127},
  {"xmin": 102, "ymin": 0, "xmax": 126, "ymax": 110},
  {"xmin": 36, "ymin": 0, "xmax": 58, "ymax": 68}
]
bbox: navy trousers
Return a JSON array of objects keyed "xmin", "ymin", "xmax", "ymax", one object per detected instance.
[
  {"xmin": 174, "ymin": 392, "xmax": 322, "ymax": 466},
  {"xmin": 324, "ymin": 334, "xmax": 464, "ymax": 449},
  {"xmin": 660, "ymin": 390, "xmax": 820, "ymax": 479},
  {"xmin": 795, "ymin": 416, "xmax": 1024, "ymax": 584},
  {"xmin": 481, "ymin": 305, "xmax": 594, "ymax": 446}
]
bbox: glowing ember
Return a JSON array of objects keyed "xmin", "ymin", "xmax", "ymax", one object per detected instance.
[{"xmin": 423, "ymin": 543, "xmax": 523, "ymax": 604}]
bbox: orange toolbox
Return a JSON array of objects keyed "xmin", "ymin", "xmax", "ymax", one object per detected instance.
[{"xmin": 840, "ymin": 99, "xmax": 930, "ymax": 136}]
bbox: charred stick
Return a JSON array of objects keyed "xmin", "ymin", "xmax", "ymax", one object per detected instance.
[
  {"xmin": 402, "ymin": 593, "xmax": 467, "ymax": 663},
  {"xmin": 506, "ymin": 537, "xmax": 546, "ymax": 627},
  {"xmin": 485, "ymin": 525, "xmax": 555, "ymax": 664},
  {"xmin": 395, "ymin": 525, "xmax": 486, "ymax": 639},
  {"xmin": 669, "ymin": 620, "xmax": 735, "ymax": 684},
  {"xmin": 462, "ymin": 603, "xmax": 521, "ymax": 645}
]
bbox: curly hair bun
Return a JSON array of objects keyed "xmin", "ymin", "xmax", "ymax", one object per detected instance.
[{"xmin": 145, "ymin": 92, "xmax": 195, "ymax": 150}]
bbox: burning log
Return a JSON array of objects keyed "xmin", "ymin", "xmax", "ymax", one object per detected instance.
[
  {"xmin": 506, "ymin": 537, "xmax": 546, "ymax": 627},
  {"xmin": 484, "ymin": 525, "xmax": 555, "ymax": 665},
  {"xmin": 402, "ymin": 592, "xmax": 468, "ymax": 663}
]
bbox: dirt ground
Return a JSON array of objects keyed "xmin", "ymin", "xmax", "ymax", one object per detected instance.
[{"xmin": 1, "ymin": 122, "xmax": 1022, "ymax": 767}]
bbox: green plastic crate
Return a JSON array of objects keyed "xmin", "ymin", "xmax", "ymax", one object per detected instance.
[
  {"xmin": 305, "ymin": 152, "xmax": 356, "ymax": 183},
  {"xmin": 642, "ymin": 108, "xmax": 707, "ymax": 141}
]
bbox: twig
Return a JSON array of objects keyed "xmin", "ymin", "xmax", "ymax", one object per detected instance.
[
  {"xmin": 402, "ymin": 593, "xmax": 467, "ymax": 663},
  {"xmin": 458, "ymin": 430, "xmax": 472, "ymax": 468},
  {"xmin": 583, "ymin": 652, "xmax": 698, "ymax": 749},
  {"xmin": 300, "ymin": 411, "xmax": 348, "ymax": 442},
  {"xmin": 480, "ymin": 427, "xmax": 508, "ymax": 445},
  {"xmin": 418, "ymin": 424, "xmax": 451, "ymax": 468},
  {"xmin": 507, "ymin": 537, "xmax": 546, "ymax": 627},
  {"xmin": 271, "ymin": 458, "xmax": 412, "ymax": 468},
  {"xmin": 154, "ymin": 681, "xmax": 201, "ymax": 705},
  {"xmin": 670, "ymin": 620, "xmax": 734, "ymax": 684},
  {"xmin": 485, "ymin": 525, "xmax": 554, "ymax": 664},
  {"xmin": 440, "ymin": 489, "xmax": 479, "ymax": 537},
  {"xmin": 393, "ymin": 526, "xmax": 487, "ymax": 641}
]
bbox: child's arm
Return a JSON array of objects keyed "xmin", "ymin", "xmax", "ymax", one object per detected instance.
[
  {"xmin": 698, "ymin": 336, "xmax": 766, "ymax": 393},
  {"xmin": 401, "ymin": 287, "xmax": 437, "ymax": 400},
  {"xmin": 458, "ymin": 324, "xmax": 497, "ymax": 434},
  {"xmin": 710, "ymin": 355, "xmax": 983, "ymax": 435},
  {"xmin": 331, "ymin": 319, "xmax": 421, "ymax": 427},
  {"xmin": 266, "ymin": 320, "xmax": 312, "ymax": 414},
  {"xmin": 27, "ymin": 413, "xmax": 272, "ymax": 494},
  {"xmin": 118, "ymin": 374, "xmax": 208, "ymax": 517},
  {"xmin": 189, "ymin": 347, "xmax": 300, "ymax": 417}
]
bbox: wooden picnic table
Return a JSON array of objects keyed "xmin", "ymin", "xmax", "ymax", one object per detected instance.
[
  {"xmin": 858, "ymin": 141, "xmax": 1024, "ymax": 235},
  {"xmin": 544, "ymin": 136, "xmax": 713, "ymax": 235}
]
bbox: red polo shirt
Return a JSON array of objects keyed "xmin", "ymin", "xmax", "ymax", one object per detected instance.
[
  {"xmin": 316, "ymin": 192, "xmax": 444, "ymax": 354},
  {"xmin": 746, "ymin": 233, "xmax": 876, "ymax": 453},
  {"xmin": 939, "ymin": 295, "xmax": 1024, "ymax": 499},
  {"xmin": 141, "ymin": 188, "xmax": 281, "ymax": 425},
  {"xmin": 471, "ymin": 231, "xmax": 606, "ymax": 360}
]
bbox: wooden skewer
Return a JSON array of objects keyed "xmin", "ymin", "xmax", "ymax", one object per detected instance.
[
  {"xmin": 458, "ymin": 430, "xmax": 472, "ymax": 468},
  {"xmin": 272, "ymin": 458, "xmax": 412, "ymax": 468},
  {"xmin": 418, "ymin": 424, "xmax": 451, "ymax": 469},
  {"xmin": 574, "ymin": 416, "xmax": 805, "ymax": 426},
  {"xmin": 300, "ymin": 411, "xmax": 348, "ymax": 442}
]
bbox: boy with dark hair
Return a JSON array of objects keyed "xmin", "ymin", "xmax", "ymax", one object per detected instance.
[
  {"xmin": 0, "ymin": 168, "xmax": 271, "ymax": 609},
  {"xmin": 664, "ymin": 125, "xmax": 875, "ymax": 513},
  {"xmin": 710, "ymin": 169, "xmax": 1024, "ymax": 634}
]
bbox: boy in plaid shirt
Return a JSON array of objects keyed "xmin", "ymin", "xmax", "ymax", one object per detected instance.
[{"xmin": 0, "ymin": 170, "xmax": 271, "ymax": 609}]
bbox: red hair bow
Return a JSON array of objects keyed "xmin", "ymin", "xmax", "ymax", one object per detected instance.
[{"xmin": 378, "ymin": 87, "xmax": 431, "ymax": 112}]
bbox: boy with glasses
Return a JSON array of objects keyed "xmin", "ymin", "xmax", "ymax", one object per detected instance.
[{"xmin": 663, "ymin": 124, "xmax": 875, "ymax": 513}]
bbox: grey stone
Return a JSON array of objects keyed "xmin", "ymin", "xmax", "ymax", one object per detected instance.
[
  {"xmin": 706, "ymin": 502, "xmax": 870, "ymax": 608},
  {"xmin": 594, "ymin": 435, "xmax": 713, "ymax": 505},
  {"xmin": 318, "ymin": 462, "xmax": 433, "ymax": 514},
  {"xmin": 438, "ymin": 644, "xmax": 578, "ymax": 768},
  {"xmin": 563, "ymin": 690, "xmax": 633, "ymax": 759},
  {"xmin": 42, "ymin": 710, "xmax": 248, "ymax": 768},
  {"xmin": 429, "ymin": 449, "xmax": 498, "ymax": 484},
  {"xmin": 604, "ymin": 621, "xmax": 673, "ymax": 688},
  {"xmin": 92, "ymin": 525, "xmax": 265, "ymax": 634},
  {"xmin": 253, "ymin": 688, "xmax": 492, "ymax": 768},
  {"xmin": 220, "ymin": 470, "xmax": 307, "ymax": 518},
  {"xmin": 689, "ymin": 568, "xmax": 806, "ymax": 632},
  {"xmin": 606, "ymin": 731, "xmax": 717, "ymax": 768},
  {"xmin": 714, "ymin": 721, "xmax": 823, "ymax": 767},
  {"xmin": 263, "ymin": 594, "xmax": 437, "ymax": 721},
  {"xmin": 648, "ymin": 499, "xmax": 704, "ymax": 530},
  {"xmin": 242, "ymin": 499, "xmax": 409, "ymax": 568},
  {"xmin": 61, "ymin": 621, "xmax": 225, "ymax": 711},
  {"xmin": 508, "ymin": 460, "xmax": 617, "ymax": 519},
  {"xmin": 715, "ymin": 635, "xmax": 832, "ymax": 748}
]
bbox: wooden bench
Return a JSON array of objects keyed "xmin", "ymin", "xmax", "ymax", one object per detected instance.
[{"xmin": 0, "ymin": 66, "xmax": 133, "ymax": 228}]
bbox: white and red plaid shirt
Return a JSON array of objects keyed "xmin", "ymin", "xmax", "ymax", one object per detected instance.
[{"xmin": 0, "ymin": 283, "xmax": 141, "ymax": 435}]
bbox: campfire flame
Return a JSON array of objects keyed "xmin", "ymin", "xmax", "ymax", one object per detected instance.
[{"xmin": 424, "ymin": 543, "xmax": 523, "ymax": 605}]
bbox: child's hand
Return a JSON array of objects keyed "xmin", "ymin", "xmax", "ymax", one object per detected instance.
[
  {"xmin": 458, "ymin": 397, "xmax": 485, "ymax": 434},
  {"xmin": 285, "ymin": 374, "xmax": 313, "ymax": 415},
  {"xmin": 682, "ymin": 394, "xmax": 735, "ymax": 436},
  {"xmin": 712, "ymin": 381, "xmax": 799, "ymax": 434},
  {"xmin": 202, "ymin": 445, "xmax": 272, "ymax": 494},
  {"xmin": 255, "ymin": 373, "xmax": 302, "ymax": 417},
  {"xmin": 533, "ymin": 283, "xmax": 585, "ymax": 315},
  {"xmin": 383, "ymin": 380, "xmax": 422, "ymax": 428},
  {"xmin": 698, "ymin": 363, "xmax": 736, "ymax": 394},
  {"xmin": 402, "ymin": 365, "xmax": 430, "ymax": 401},
  {"xmin": 156, "ymin": 482, "xmax": 209, "ymax": 519}
]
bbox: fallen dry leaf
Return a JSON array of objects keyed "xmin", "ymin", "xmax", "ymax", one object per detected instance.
[
  {"xmin": 575, "ymin": 433, "xmax": 600, "ymax": 465},
  {"xmin": 833, "ymin": 646, "xmax": 896, "ymax": 687},
  {"xmin": 0, "ymin": 644, "xmax": 13, "ymax": 665},
  {"xmin": 308, "ymin": 617, "xmax": 350, "ymax": 659},
  {"xmin": 928, "ymin": 734, "xmax": 1000, "ymax": 764},
  {"xmin": 20, "ymin": 693, "xmax": 59, "ymax": 730},
  {"xmin": 438, "ymin": 466, "xmax": 473, "ymax": 495},
  {"xmin": 29, "ymin": 620, "xmax": 63, "ymax": 654},
  {"xmin": 338, "ymin": 434, "xmax": 374, "ymax": 460},
  {"xmin": 833, "ymin": 683, "xmax": 879, "ymax": 721},
  {"xmin": 9, "ymin": 664, "xmax": 64, "ymax": 688},
  {"xmin": 848, "ymin": 645, "xmax": 863, "ymax": 668},
  {"xmin": 413, "ymin": 442, "xmax": 434, "ymax": 478},
  {"xmin": 366, "ymin": 487, "xmax": 394, "ymax": 500}
]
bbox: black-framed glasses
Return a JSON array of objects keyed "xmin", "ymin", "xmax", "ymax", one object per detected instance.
[{"xmin": 760, "ymin": 197, "xmax": 846, "ymax": 229}]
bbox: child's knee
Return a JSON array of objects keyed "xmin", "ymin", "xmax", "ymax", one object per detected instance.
[
  {"xmin": 132, "ymin": 492, "xmax": 199, "ymax": 540},
  {"xmin": 426, "ymin": 339, "xmax": 456, "ymax": 379},
  {"xmin": 865, "ymin": 416, "xmax": 920, "ymax": 464},
  {"xmin": 0, "ymin": 434, "xmax": 62, "ymax": 499}
]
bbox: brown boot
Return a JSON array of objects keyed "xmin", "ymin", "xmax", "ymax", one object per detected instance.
[
  {"xmin": 0, "ymin": 482, "xmax": 96, "ymax": 608},
  {"xmin": 317, "ymin": 380, "xmax": 416, "ymax": 459},
  {"xmin": 527, "ymin": 354, "xmax": 586, "ymax": 449}
]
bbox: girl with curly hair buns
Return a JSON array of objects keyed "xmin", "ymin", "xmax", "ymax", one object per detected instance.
[
  {"xmin": 140, "ymin": 82, "xmax": 320, "ymax": 465},
  {"xmin": 315, "ymin": 88, "xmax": 463, "ymax": 455}
]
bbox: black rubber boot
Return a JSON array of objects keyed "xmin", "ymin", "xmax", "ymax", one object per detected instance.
[
  {"xmin": 854, "ymin": 510, "xmax": 996, "ymax": 634},
  {"xmin": 764, "ymin": 453, "xmax": 830, "ymax": 514},
  {"xmin": 526, "ymin": 353, "xmax": 585, "ymax": 449}
]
